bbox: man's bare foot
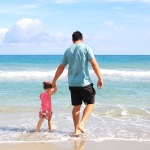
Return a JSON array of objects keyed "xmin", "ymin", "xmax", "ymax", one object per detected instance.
[
  {"xmin": 74, "ymin": 128, "xmax": 81, "ymax": 136},
  {"xmin": 36, "ymin": 129, "xmax": 40, "ymax": 132},
  {"xmin": 78, "ymin": 123, "xmax": 85, "ymax": 133}
]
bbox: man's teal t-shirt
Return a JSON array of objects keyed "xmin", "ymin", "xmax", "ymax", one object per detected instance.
[{"xmin": 61, "ymin": 43, "xmax": 95, "ymax": 87}]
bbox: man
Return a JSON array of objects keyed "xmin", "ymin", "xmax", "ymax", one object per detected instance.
[{"xmin": 52, "ymin": 31, "xmax": 103, "ymax": 135}]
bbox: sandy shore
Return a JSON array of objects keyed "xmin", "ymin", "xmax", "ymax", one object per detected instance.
[{"xmin": 0, "ymin": 140, "xmax": 150, "ymax": 150}]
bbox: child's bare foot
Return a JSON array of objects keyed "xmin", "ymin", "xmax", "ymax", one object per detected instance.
[{"xmin": 78, "ymin": 123, "xmax": 85, "ymax": 133}]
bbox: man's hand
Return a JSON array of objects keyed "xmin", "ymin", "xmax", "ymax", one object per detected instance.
[
  {"xmin": 52, "ymin": 80, "xmax": 56, "ymax": 88},
  {"xmin": 97, "ymin": 79, "xmax": 103, "ymax": 89}
]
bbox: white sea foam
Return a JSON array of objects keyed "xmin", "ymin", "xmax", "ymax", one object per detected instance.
[
  {"xmin": 99, "ymin": 69, "xmax": 150, "ymax": 78},
  {"xmin": 0, "ymin": 69, "xmax": 150, "ymax": 79},
  {"xmin": 0, "ymin": 107, "xmax": 150, "ymax": 142},
  {"xmin": 0, "ymin": 70, "xmax": 68, "ymax": 79}
]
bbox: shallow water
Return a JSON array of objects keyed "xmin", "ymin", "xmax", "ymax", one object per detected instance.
[{"xmin": 0, "ymin": 55, "xmax": 150, "ymax": 141}]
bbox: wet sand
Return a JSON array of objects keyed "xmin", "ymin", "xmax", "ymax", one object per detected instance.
[{"xmin": 0, "ymin": 140, "xmax": 150, "ymax": 150}]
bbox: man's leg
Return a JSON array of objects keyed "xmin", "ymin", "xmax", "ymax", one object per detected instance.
[
  {"xmin": 78, "ymin": 104, "xmax": 94, "ymax": 133},
  {"xmin": 72, "ymin": 105, "xmax": 81, "ymax": 135}
]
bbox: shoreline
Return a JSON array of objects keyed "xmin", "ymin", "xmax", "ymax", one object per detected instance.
[
  {"xmin": 1, "ymin": 138, "xmax": 150, "ymax": 143},
  {"xmin": 0, "ymin": 139, "xmax": 150, "ymax": 150}
]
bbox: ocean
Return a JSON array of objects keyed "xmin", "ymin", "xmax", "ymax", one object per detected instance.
[{"xmin": 0, "ymin": 55, "xmax": 150, "ymax": 142}]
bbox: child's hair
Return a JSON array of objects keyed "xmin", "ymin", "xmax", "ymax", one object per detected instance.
[{"xmin": 43, "ymin": 82, "xmax": 52, "ymax": 89}]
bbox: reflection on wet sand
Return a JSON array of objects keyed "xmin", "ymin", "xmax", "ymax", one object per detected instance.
[{"xmin": 74, "ymin": 140, "xmax": 86, "ymax": 150}]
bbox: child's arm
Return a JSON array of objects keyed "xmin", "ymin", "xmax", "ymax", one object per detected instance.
[{"xmin": 49, "ymin": 86, "xmax": 57, "ymax": 96}]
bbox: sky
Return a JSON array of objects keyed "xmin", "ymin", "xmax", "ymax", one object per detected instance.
[{"xmin": 0, "ymin": 0, "xmax": 150, "ymax": 55}]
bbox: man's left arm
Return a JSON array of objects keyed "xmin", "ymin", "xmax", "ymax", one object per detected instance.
[
  {"xmin": 90, "ymin": 58, "xmax": 103, "ymax": 89},
  {"xmin": 52, "ymin": 64, "xmax": 65, "ymax": 87}
]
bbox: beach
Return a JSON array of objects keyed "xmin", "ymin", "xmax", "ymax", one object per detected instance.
[
  {"xmin": 0, "ymin": 55, "xmax": 150, "ymax": 148},
  {"xmin": 1, "ymin": 140, "xmax": 150, "ymax": 150}
]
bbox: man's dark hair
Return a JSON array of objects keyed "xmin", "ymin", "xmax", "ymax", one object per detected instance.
[{"xmin": 72, "ymin": 31, "xmax": 83, "ymax": 41}]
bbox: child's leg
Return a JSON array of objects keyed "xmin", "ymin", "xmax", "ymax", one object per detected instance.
[
  {"xmin": 36, "ymin": 117, "xmax": 44, "ymax": 132},
  {"xmin": 48, "ymin": 116, "xmax": 52, "ymax": 130}
]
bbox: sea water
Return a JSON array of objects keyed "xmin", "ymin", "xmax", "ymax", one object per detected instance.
[{"xmin": 0, "ymin": 55, "xmax": 150, "ymax": 142}]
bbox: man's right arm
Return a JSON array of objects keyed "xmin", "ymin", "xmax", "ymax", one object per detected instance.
[
  {"xmin": 90, "ymin": 58, "xmax": 103, "ymax": 89},
  {"xmin": 52, "ymin": 64, "xmax": 65, "ymax": 87}
]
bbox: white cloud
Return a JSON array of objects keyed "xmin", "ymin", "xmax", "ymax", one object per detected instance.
[
  {"xmin": 0, "ymin": 28, "xmax": 8, "ymax": 34},
  {"xmin": 0, "ymin": 4, "xmax": 39, "ymax": 15},
  {"xmin": 22, "ymin": 5, "xmax": 39, "ymax": 8},
  {"xmin": 0, "ymin": 18, "xmax": 72, "ymax": 54},
  {"xmin": 53, "ymin": 0, "xmax": 77, "ymax": 4},
  {"xmin": 53, "ymin": 0, "xmax": 150, "ymax": 3},
  {"xmin": 106, "ymin": 0, "xmax": 150, "ymax": 2},
  {"xmin": 142, "ymin": 0, "xmax": 150, "ymax": 2},
  {"xmin": 102, "ymin": 21, "xmax": 125, "ymax": 31},
  {"xmin": 4, "ymin": 18, "xmax": 48, "ymax": 43},
  {"xmin": 3, "ymin": 18, "xmax": 71, "ymax": 45},
  {"xmin": 0, "ymin": 28, "xmax": 9, "ymax": 44}
]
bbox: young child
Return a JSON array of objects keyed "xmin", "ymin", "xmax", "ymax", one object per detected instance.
[{"xmin": 36, "ymin": 81, "xmax": 57, "ymax": 132}]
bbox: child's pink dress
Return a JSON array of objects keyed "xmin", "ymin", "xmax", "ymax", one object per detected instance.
[{"xmin": 39, "ymin": 91, "xmax": 52, "ymax": 120}]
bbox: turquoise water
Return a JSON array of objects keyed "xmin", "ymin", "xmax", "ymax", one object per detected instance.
[{"xmin": 0, "ymin": 55, "xmax": 150, "ymax": 141}]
